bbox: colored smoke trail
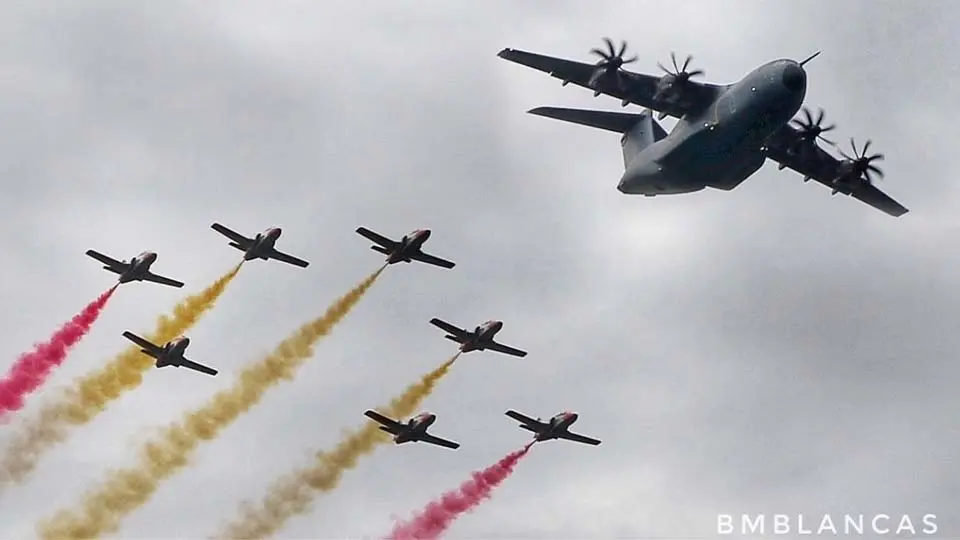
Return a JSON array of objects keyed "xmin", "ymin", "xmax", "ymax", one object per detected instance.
[
  {"xmin": 217, "ymin": 353, "xmax": 460, "ymax": 540},
  {"xmin": 0, "ymin": 264, "xmax": 242, "ymax": 487},
  {"xmin": 36, "ymin": 266, "xmax": 385, "ymax": 540},
  {"xmin": 0, "ymin": 286, "xmax": 117, "ymax": 417},
  {"xmin": 387, "ymin": 442, "xmax": 535, "ymax": 540}
]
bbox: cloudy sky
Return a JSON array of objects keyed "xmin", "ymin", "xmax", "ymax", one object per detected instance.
[{"xmin": 0, "ymin": 1, "xmax": 957, "ymax": 538}]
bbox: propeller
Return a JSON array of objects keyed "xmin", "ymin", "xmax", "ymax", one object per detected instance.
[
  {"xmin": 653, "ymin": 52, "xmax": 704, "ymax": 118},
  {"xmin": 657, "ymin": 52, "xmax": 705, "ymax": 83},
  {"xmin": 581, "ymin": 37, "xmax": 637, "ymax": 97},
  {"xmin": 778, "ymin": 106, "xmax": 836, "ymax": 170},
  {"xmin": 791, "ymin": 107, "xmax": 836, "ymax": 145},
  {"xmin": 837, "ymin": 137, "xmax": 885, "ymax": 186}
]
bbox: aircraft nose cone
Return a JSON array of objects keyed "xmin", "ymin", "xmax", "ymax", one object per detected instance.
[
  {"xmin": 781, "ymin": 63, "xmax": 806, "ymax": 92},
  {"xmin": 421, "ymin": 229, "xmax": 431, "ymax": 238}
]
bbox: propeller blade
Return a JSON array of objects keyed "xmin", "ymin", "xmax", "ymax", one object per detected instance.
[
  {"xmin": 687, "ymin": 69, "xmax": 704, "ymax": 78},
  {"xmin": 816, "ymin": 108, "xmax": 824, "ymax": 125},
  {"xmin": 671, "ymin": 51, "xmax": 679, "ymax": 72},
  {"xmin": 682, "ymin": 55, "xmax": 692, "ymax": 72},
  {"xmin": 617, "ymin": 41, "xmax": 627, "ymax": 57},
  {"xmin": 867, "ymin": 153, "xmax": 884, "ymax": 162},
  {"xmin": 623, "ymin": 55, "xmax": 638, "ymax": 64},
  {"xmin": 799, "ymin": 50, "xmax": 821, "ymax": 67}
]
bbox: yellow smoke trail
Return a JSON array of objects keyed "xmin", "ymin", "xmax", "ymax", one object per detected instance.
[
  {"xmin": 36, "ymin": 266, "xmax": 385, "ymax": 540},
  {"xmin": 0, "ymin": 263, "xmax": 243, "ymax": 487},
  {"xmin": 218, "ymin": 353, "xmax": 460, "ymax": 539}
]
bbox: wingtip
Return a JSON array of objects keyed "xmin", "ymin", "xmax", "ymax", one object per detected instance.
[{"xmin": 497, "ymin": 48, "xmax": 512, "ymax": 58}]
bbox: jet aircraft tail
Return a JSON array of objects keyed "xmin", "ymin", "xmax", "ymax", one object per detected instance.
[
  {"xmin": 370, "ymin": 245, "xmax": 390, "ymax": 255},
  {"xmin": 527, "ymin": 107, "xmax": 667, "ymax": 168}
]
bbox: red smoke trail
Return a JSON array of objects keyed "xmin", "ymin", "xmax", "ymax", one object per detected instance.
[
  {"xmin": 0, "ymin": 286, "xmax": 117, "ymax": 417},
  {"xmin": 387, "ymin": 442, "xmax": 535, "ymax": 540}
]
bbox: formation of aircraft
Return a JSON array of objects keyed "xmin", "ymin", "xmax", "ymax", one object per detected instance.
[
  {"xmin": 429, "ymin": 318, "xmax": 528, "ymax": 357},
  {"xmin": 85, "ymin": 250, "xmax": 184, "ymax": 288},
  {"xmin": 364, "ymin": 410, "xmax": 461, "ymax": 450},
  {"xmin": 211, "ymin": 223, "xmax": 310, "ymax": 268},
  {"xmin": 498, "ymin": 39, "xmax": 908, "ymax": 217},
  {"xmin": 506, "ymin": 410, "xmax": 602, "ymax": 446},
  {"xmin": 356, "ymin": 227, "xmax": 456, "ymax": 269},
  {"xmin": 121, "ymin": 331, "xmax": 219, "ymax": 377}
]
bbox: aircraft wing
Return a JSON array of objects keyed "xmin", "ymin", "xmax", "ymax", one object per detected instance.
[
  {"xmin": 211, "ymin": 223, "xmax": 254, "ymax": 247},
  {"xmin": 409, "ymin": 250, "xmax": 456, "ymax": 269},
  {"xmin": 141, "ymin": 271, "xmax": 185, "ymax": 288},
  {"xmin": 497, "ymin": 48, "xmax": 720, "ymax": 118},
  {"xmin": 764, "ymin": 128, "xmax": 908, "ymax": 217},
  {"xmin": 487, "ymin": 340, "xmax": 528, "ymax": 358},
  {"xmin": 177, "ymin": 357, "xmax": 218, "ymax": 377},
  {"xmin": 266, "ymin": 248, "xmax": 310, "ymax": 268},
  {"xmin": 505, "ymin": 410, "xmax": 546, "ymax": 429},
  {"xmin": 429, "ymin": 318, "xmax": 469, "ymax": 339},
  {"xmin": 121, "ymin": 331, "xmax": 162, "ymax": 353},
  {"xmin": 86, "ymin": 249, "xmax": 128, "ymax": 271},
  {"xmin": 417, "ymin": 433, "xmax": 461, "ymax": 450},
  {"xmin": 355, "ymin": 227, "xmax": 398, "ymax": 249},
  {"xmin": 364, "ymin": 410, "xmax": 405, "ymax": 433},
  {"xmin": 557, "ymin": 430, "xmax": 602, "ymax": 446}
]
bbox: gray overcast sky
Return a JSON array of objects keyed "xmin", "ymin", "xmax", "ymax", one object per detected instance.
[{"xmin": 0, "ymin": 1, "xmax": 957, "ymax": 538}]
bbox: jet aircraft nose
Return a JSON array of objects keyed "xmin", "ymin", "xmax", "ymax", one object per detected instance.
[{"xmin": 781, "ymin": 63, "xmax": 806, "ymax": 92}]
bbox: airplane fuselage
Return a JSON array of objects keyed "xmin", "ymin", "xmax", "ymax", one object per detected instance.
[
  {"xmin": 244, "ymin": 228, "xmax": 282, "ymax": 260},
  {"xmin": 459, "ymin": 320, "xmax": 504, "ymax": 352},
  {"xmin": 617, "ymin": 59, "xmax": 808, "ymax": 196},
  {"xmin": 394, "ymin": 413, "xmax": 436, "ymax": 443},
  {"xmin": 537, "ymin": 411, "xmax": 578, "ymax": 441},
  {"xmin": 157, "ymin": 337, "xmax": 190, "ymax": 367},
  {"xmin": 387, "ymin": 229, "xmax": 431, "ymax": 264},
  {"xmin": 118, "ymin": 251, "xmax": 158, "ymax": 283}
]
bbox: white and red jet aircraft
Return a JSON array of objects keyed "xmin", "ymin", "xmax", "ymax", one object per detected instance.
[
  {"xmin": 211, "ymin": 223, "xmax": 310, "ymax": 267},
  {"xmin": 506, "ymin": 410, "xmax": 601, "ymax": 445},
  {"xmin": 364, "ymin": 410, "xmax": 460, "ymax": 450},
  {"xmin": 355, "ymin": 227, "xmax": 455, "ymax": 269},
  {"xmin": 85, "ymin": 250, "xmax": 184, "ymax": 288},
  {"xmin": 429, "ymin": 318, "xmax": 528, "ymax": 357},
  {"xmin": 122, "ymin": 331, "xmax": 218, "ymax": 377}
]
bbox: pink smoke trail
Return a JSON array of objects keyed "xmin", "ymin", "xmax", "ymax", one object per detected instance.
[
  {"xmin": 387, "ymin": 442, "xmax": 535, "ymax": 540},
  {"xmin": 0, "ymin": 286, "xmax": 117, "ymax": 416}
]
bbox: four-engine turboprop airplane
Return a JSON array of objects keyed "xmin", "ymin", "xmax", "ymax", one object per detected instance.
[
  {"xmin": 211, "ymin": 223, "xmax": 310, "ymax": 267},
  {"xmin": 355, "ymin": 227, "xmax": 456, "ymax": 269},
  {"xmin": 429, "ymin": 318, "xmax": 528, "ymax": 357},
  {"xmin": 364, "ymin": 410, "xmax": 461, "ymax": 449},
  {"xmin": 121, "ymin": 331, "xmax": 218, "ymax": 376},
  {"xmin": 85, "ymin": 250, "xmax": 185, "ymax": 288},
  {"xmin": 498, "ymin": 39, "xmax": 908, "ymax": 217},
  {"xmin": 505, "ymin": 409, "xmax": 601, "ymax": 446}
]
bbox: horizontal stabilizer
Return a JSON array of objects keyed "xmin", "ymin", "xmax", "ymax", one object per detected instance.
[
  {"xmin": 371, "ymin": 245, "xmax": 390, "ymax": 255},
  {"xmin": 528, "ymin": 107, "xmax": 652, "ymax": 134}
]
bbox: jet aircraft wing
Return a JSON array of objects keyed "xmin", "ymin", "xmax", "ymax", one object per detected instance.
[
  {"xmin": 141, "ymin": 271, "xmax": 185, "ymax": 288},
  {"xmin": 497, "ymin": 48, "xmax": 720, "ymax": 118},
  {"xmin": 177, "ymin": 357, "xmax": 218, "ymax": 377},
  {"xmin": 557, "ymin": 430, "xmax": 602, "ymax": 446},
  {"xmin": 409, "ymin": 251, "xmax": 456, "ymax": 269},
  {"xmin": 121, "ymin": 331, "xmax": 162, "ymax": 354},
  {"xmin": 211, "ymin": 223, "xmax": 254, "ymax": 247},
  {"xmin": 429, "ymin": 318, "xmax": 469, "ymax": 339},
  {"xmin": 487, "ymin": 340, "xmax": 528, "ymax": 358},
  {"xmin": 505, "ymin": 410, "xmax": 547, "ymax": 429},
  {"xmin": 364, "ymin": 409, "xmax": 405, "ymax": 433},
  {"xmin": 355, "ymin": 227, "xmax": 398, "ymax": 249},
  {"xmin": 86, "ymin": 250, "xmax": 128, "ymax": 271},
  {"xmin": 417, "ymin": 433, "xmax": 461, "ymax": 450},
  {"xmin": 763, "ymin": 128, "xmax": 908, "ymax": 217},
  {"xmin": 265, "ymin": 248, "xmax": 310, "ymax": 268}
]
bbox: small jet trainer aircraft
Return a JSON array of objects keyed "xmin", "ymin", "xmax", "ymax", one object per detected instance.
[
  {"xmin": 498, "ymin": 39, "xmax": 907, "ymax": 217},
  {"xmin": 85, "ymin": 250, "xmax": 184, "ymax": 288},
  {"xmin": 364, "ymin": 410, "xmax": 461, "ymax": 450},
  {"xmin": 506, "ymin": 410, "xmax": 601, "ymax": 446},
  {"xmin": 121, "ymin": 331, "xmax": 218, "ymax": 376},
  {"xmin": 210, "ymin": 223, "xmax": 310, "ymax": 267},
  {"xmin": 429, "ymin": 318, "xmax": 527, "ymax": 357},
  {"xmin": 355, "ymin": 227, "xmax": 455, "ymax": 269}
]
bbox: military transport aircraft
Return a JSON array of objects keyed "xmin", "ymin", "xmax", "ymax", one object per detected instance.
[
  {"xmin": 364, "ymin": 410, "xmax": 461, "ymax": 450},
  {"xmin": 211, "ymin": 223, "xmax": 310, "ymax": 267},
  {"xmin": 506, "ymin": 409, "xmax": 601, "ymax": 446},
  {"xmin": 498, "ymin": 39, "xmax": 907, "ymax": 217},
  {"xmin": 121, "ymin": 331, "xmax": 218, "ymax": 376},
  {"xmin": 85, "ymin": 250, "xmax": 184, "ymax": 288},
  {"xmin": 355, "ymin": 227, "xmax": 455, "ymax": 269},
  {"xmin": 429, "ymin": 318, "xmax": 527, "ymax": 357}
]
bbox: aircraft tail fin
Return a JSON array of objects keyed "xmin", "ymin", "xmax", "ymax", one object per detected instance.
[
  {"xmin": 527, "ymin": 107, "xmax": 666, "ymax": 168},
  {"xmin": 370, "ymin": 245, "xmax": 390, "ymax": 255}
]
